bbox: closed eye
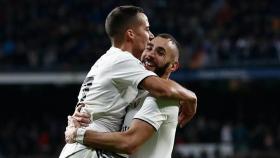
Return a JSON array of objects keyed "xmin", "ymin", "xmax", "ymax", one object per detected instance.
[
  {"xmin": 146, "ymin": 47, "xmax": 152, "ymax": 51},
  {"xmin": 156, "ymin": 47, "xmax": 166, "ymax": 56},
  {"xmin": 146, "ymin": 43, "xmax": 153, "ymax": 51}
]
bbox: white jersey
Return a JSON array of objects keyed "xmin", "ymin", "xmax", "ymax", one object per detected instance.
[
  {"xmin": 59, "ymin": 47, "xmax": 156, "ymax": 158},
  {"xmin": 122, "ymin": 96, "xmax": 179, "ymax": 158}
]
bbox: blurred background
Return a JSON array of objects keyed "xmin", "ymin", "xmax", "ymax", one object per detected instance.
[{"xmin": 0, "ymin": 0, "xmax": 279, "ymax": 158}]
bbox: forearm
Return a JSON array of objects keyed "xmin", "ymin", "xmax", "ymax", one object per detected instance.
[
  {"xmin": 82, "ymin": 120, "xmax": 154, "ymax": 154},
  {"xmin": 83, "ymin": 130, "xmax": 132, "ymax": 154},
  {"xmin": 143, "ymin": 77, "xmax": 197, "ymax": 103},
  {"xmin": 141, "ymin": 76, "xmax": 196, "ymax": 103},
  {"xmin": 168, "ymin": 80, "xmax": 197, "ymax": 103}
]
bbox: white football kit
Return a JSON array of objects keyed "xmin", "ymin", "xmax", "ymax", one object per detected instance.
[
  {"xmin": 122, "ymin": 96, "xmax": 179, "ymax": 158},
  {"xmin": 59, "ymin": 47, "xmax": 156, "ymax": 158}
]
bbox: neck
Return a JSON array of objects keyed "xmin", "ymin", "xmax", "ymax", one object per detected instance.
[
  {"xmin": 161, "ymin": 73, "xmax": 171, "ymax": 80},
  {"xmin": 112, "ymin": 40, "xmax": 139, "ymax": 59}
]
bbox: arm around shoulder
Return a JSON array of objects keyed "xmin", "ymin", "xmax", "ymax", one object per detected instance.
[{"xmin": 140, "ymin": 76, "xmax": 197, "ymax": 103}]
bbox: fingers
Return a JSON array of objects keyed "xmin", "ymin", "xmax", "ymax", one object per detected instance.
[
  {"xmin": 73, "ymin": 111, "xmax": 91, "ymax": 119},
  {"xmin": 65, "ymin": 103, "xmax": 90, "ymax": 143},
  {"xmin": 79, "ymin": 123, "xmax": 90, "ymax": 127},
  {"xmin": 75, "ymin": 103, "xmax": 85, "ymax": 113},
  {"xmin": 65, "ymin": 104, "xmax": 88, "ymax": 144},
  {"xmin": 72, "ymin": 115, "xmax": 90, "ymax": 126},
  {"xmin": 178, "ymin": 100, "xmax": 197, "ymax": 128},
  {"xmin": 178, "ymin": 113, "xmax": 186, "ymax": 128},
  {"xmin": 72, "ymin": 104, "xmax": 91, "ymax": 125},
  {"xmin": 67, "ymin": 115, "xmax": 83, "ymax": 128},
  {"xmin": 178, "ymin": 112, "xmax": 194, "ymax": 128},
  {"xmin": 179, "ymin": 118, "xmax": 188, "ymax": 128},
  {"xmin": 72, "ymin": 104, "xmax": 91, "ymax": 126}
]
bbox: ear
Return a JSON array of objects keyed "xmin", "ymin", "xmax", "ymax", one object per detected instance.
[
  {"xmin": 170, "ymin": 62, "xmax": 179, "ymax": 72},
  {"xmin": 126, "ymin": 29, "xmax": 135, "ymax": 40}
]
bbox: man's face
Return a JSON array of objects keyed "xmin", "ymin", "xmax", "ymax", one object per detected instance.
[
  {"xmin": 141, "ymin": 36, "xmax": 178, "ymax": 77},
  {"xmin": 132, "ymin": 13, "xmax": 154, "ymax": 59}
]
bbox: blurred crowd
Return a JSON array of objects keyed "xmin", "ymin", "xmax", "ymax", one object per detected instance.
[
  {"xmin": 1, "ymin": 0, "xmax": 280, "ymax": 157},
  {"xmin": 0, "ymin": 0, "xmax": 279, "ymax": 71},
  {"xmin": 175, "ymin": 117, "xmax": 280, "ymax": 158},
  {"xmin": 0, "ymin": 114, "xmax": 65, "ymax": 158}
]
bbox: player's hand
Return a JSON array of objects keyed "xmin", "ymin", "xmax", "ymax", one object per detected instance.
[
  {"xmin": 65, "ymin": 116, "xmax": 79, "ymax": 143},
  {"xmin": 178, "ymin": 99, "xmax": 197, "ymax": 128},
  {"xmin": 72, "ymin": 103, "xmax": 91, "ymax": 127}
]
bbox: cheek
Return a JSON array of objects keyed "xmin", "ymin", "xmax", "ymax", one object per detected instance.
[
  {"xmin": 141, "ymin": 31, "xmax": 149, "ymax": 40},
  {"xmin": 159, "ymin": 59, "xmax": 168, "ymax": 67},
  {"xmin": 159, "ymin": 57, "xmax": 166, "ymax": 63},
  {"xmin": 141, "ymin": 53, "xmax": 147, "ymax": 58}
]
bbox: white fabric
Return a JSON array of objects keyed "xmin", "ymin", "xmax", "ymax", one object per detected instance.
[
  {"xmin": 122, "ymin": 96, "xmax": 179, "ymax": 158},
  {"xmin": 59, "ymin": 47, "xmax": 156, "ymax": 158}
]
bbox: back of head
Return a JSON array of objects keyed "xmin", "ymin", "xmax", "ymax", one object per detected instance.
[{"xmin": 105, "ymin": 6, "xmax": 144, "ymax": 42}]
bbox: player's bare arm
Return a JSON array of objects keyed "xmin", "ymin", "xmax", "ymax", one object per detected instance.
[
  {"xmin": 65, "ymin": 104, "xmax": 155, "ymax": 154},
  {"xmin": 85, "ymin": 119, "xmax": 154, "ymax": 154},
  {"xmin": 65, "ymin": 116, "xmax": 155, "ymax": 154},
  {"xmin": 140, "ymin": 76, "xmax": 197, "ymax": 105},
  {"xmin": 65, "ymin": 103, "xmax": 197, "ymax": 154}
]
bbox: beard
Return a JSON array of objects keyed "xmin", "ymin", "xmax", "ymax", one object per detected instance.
[{"xmin": 154, "ymin": 62, "xmax": 170, "ymax": 77}]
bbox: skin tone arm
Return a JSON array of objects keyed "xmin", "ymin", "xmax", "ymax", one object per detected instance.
[
  {"xmin": 65, "ymin": 104, "xmax": 196, "ymax": 154},
  {"xmin": 84, "ymin": 119, "xmax": 154, "ymax": 154},
  {"xmin": 140, "ymin": 76, "xmax": 196, "ymax": 103},
  {"xmin": 72, "ymin": 77, "xmax": 197, "ymax": 127}
]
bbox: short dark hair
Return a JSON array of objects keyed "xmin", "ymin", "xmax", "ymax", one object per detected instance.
[
  {"xmin": 105, "ymin": 6, "xmax": 144, "ymax": 40},
  {"xmin": 157, "ymin": 33, "xmax": 181, "ymax": 59}
]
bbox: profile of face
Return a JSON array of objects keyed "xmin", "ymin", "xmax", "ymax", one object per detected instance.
[
  {"xmin": 130, "ymin": 13, "xmax": 154, "ymax": 59},
  {"xmin": 141, "ymin": 36, "xmax": 179, "ymax": 77}
]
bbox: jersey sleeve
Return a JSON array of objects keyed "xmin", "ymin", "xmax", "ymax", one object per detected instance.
[
  {"xmin": 133, "ymin": 96, "xmax": 167, "ymax": 130},
  {"xmin": 111, "ymin": 55, "xmax": 157, "ymax": 89}
]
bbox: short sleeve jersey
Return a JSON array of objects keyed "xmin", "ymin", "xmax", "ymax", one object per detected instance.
[
  {"xmin": 78, "ymin": 47, "xmax": 156, "ymax": 132},
  {"xmin": 121, "ymin": 96, "xmax": 179, "ymax": 158}
]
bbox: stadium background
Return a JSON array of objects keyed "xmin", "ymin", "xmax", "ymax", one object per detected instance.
[{"xmin": 0, "ymin": 0, "xmax": 279, "ymax": 157}]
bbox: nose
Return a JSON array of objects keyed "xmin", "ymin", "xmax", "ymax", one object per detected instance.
[{"xmin": 149, "ymin": 31, "xmax": 154, "ymax": 41}]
